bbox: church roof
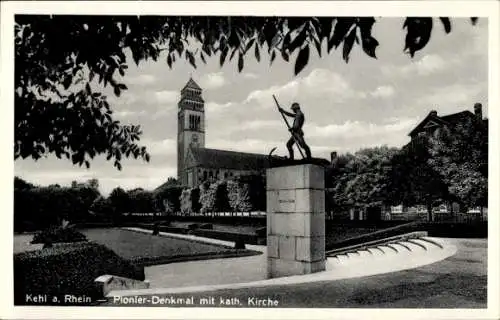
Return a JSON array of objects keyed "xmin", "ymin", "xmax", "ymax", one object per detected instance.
[
  {"xmin": 189, "ymin": 147, "xmax": 270, "ymax": 170},
  {"xmin": 154, "ymin": 180, "xmax": 181, "ymax": 193},
  {"xmin": 183, "ymin": 78, "xmax": 202, "ymax": 91}
]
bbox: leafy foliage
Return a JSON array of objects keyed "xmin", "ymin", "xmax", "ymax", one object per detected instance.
[
  {"xmin": 199, "ymin": 182, "xmax": 216, "ymax": 214},
  {"xmin": 428, "ymin": 118, "xmax": 488, "ymax": 209},
  {"xmin": 344, "ymin": 147, "xmax": 398, "ymax": 208},
  {"xmin": 155, "ymin": 185, "xmax": 182, "ymax": 214},
  {"xmin": 89, "ymin": 195, "xmax": 113, "ymax": 215},
  {"xmin": 31, "ymin": 226, "xmax": 87, "ymax": 244},
  {"xmin": 14, "ymin": 176, "xmax": 35, "ymax": 190},
  {"xmin": 14, "ymin": 178, "xmax": 101, "ymax": 231},
  {"xmin": 179, "ymin": 188, "xmax": 192, "ymax": 215},
  {"xmin": 227, "ymin": 178, "xmax": 256, "ymax": 212},
  {"xmin": 14, "ymin": 242, "xmax": 144, "ymax": 305},
  {"xmin": 327, "ymin": 148, "xmax": 398, "ymax": 211},
  {"xmin": 388, "ymin": 137, "xmax": 450, "ymax": 221},
  {"xmin": 214, "ymin": 181, "xmax": 231, "ymax": 213},
  {"xmin": 15, "ymin": 15, "xmax": 477, "ymax": 168},
  {"xmin": 106, "ymin": 187, "xmax": 160, "ymax": 220}
]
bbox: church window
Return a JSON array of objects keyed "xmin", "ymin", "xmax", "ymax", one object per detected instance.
[
  {"xmin": 209, "ymin": 171, "xmax": 213, "ymax": 178},
  {"xmin": 203, "ymin": 171, "xmax": 208, "ymax": 181},
  {"xmin": 224, "ymin": 172, "xmax": 228, "ymax": 179}
]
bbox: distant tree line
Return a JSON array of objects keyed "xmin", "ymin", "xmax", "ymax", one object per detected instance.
[
  {"xmin": 14, "ymin": 116, "xmax": 487, "ymax": 230},
  {"xmin": 14, "ymin": 178, "xmax": 101, "ymax": 231},
  {"xmin": 327, "ymin": 117, "xmax": 488, "ymax": 221}
]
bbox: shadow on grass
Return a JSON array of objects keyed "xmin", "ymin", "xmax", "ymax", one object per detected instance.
[{"xmin": 348, "ymin": 273, "xmax": 487, "ymax": 307}]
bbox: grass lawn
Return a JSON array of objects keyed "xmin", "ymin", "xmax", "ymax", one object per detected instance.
[
  {"xmin": 81, "ymin": 228, "xmax": 260, "ymax": 266},
  {"xmin": 103, "ymin": 238, "xmax": 487, "ymax": 308}
]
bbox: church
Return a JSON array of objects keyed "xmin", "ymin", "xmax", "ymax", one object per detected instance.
[{"xmin": 175, "ymin": 78, "xmax": 270, "ymax": 188}]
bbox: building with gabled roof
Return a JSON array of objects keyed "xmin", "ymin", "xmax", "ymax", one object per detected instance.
[
  {"xmin": 173, "ymin": 78, "xmax": 270, "ymax": 188},
  {"xmin": 408, "ymin": 103, "xmax": 487, "ymax": 140}
]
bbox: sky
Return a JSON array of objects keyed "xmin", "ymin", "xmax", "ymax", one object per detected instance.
[{"xmin": 14, "ymin": 17, "xmax": 488, "ymax": 196}]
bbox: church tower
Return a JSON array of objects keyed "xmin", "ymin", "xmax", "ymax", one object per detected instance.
[{"xmin": 177, "ymin": 78, "xmax": 205, "ymax": 185}]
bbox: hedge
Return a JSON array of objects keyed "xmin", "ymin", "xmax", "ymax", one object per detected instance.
[
  {"xmin": 139, "ymin": 224, "xmax": 262, "ymax": 244},
  {"xmin": 14, "ymin": 185, "xmax": 99, "ymax": 232},
  {"xmin": 31, "ymin": 226, "xmax": 87, "ymax": 244},
  {"xmin": 191, "ymin": 229, "xmax": 259, "ymax": 244},
  {"xmin": 14, "ymin": 242, "xmax": 144, "ymax": 305}
]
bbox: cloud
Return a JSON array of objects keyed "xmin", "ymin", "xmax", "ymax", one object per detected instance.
[
  {"xmin": 416, "ymin": 82, "xmax": 484, "ymax": 109},
  {"xmin": 126, "ymin": 74, "xmax": 156, "ymax": 86},
  {"xmin": 382, "ymin": 54, "xmax": 453, "ymax": 77},
  {"xmin": 205, "ymin": 101, "xmax": 235, "ymax": 113},
  {"xmin": 239, "ymin": 120, "xmax": 282, "ymax": 130},
  {"xmin": 200, "ymin": 72, "xmax": 226, "ymax": 89},
  {"xmin": 210, "ymin": 119, "xmax": 283, "ymax": 138},
  {"xmin": 243, "ymin": 68, "xmax": 359, "ymax": 107},
  {"xmin": 107, "ymin": 92, "xmax": 138, "ymax": 105},
  {"xmin": 370, "ymin": 85, "xmax": 395, "ymax": 98},
  {"xmin": 412, "ymin": 54, "xmax": 448, "ymax": 76},
  {"xmin": 114, "ymin": 110, "xmax": 146, "ymax": 119},
  {"xmin": 154, "ymin": 90, "xmax": 179, "ymax": 104},
  {"xmin": 242, "ymin": 73, "xmax": 259, "ymax": 79},
  {"xmin": 308, "ymin": 117, "xmax": 418, "ymax": 139},
  {"xmin": 209, "ymin": 138, "xmax": 282, "ymax": 155},
  {"xmin": 142, "ymin": 138, "xmax": 177, "ymax": 156}
]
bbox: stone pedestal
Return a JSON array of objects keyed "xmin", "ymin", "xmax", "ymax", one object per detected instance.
[{"xmin": 266, "ymin": 164, "xmax": 326, "ymax": 278}]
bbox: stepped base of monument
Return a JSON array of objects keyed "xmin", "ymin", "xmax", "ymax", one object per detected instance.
[{"xmin": 269, "ymin": 157, "xmax": 331, "ymax": 168}]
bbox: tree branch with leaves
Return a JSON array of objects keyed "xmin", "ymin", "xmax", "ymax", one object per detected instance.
[{"xmin": 15, "ymin": 15, "xmax": 478, "ymax": 169}]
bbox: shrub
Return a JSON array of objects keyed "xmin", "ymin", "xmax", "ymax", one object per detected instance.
[
  {"xmin": 179, "ymin": 187, "xmax": 201, "ymax": 215},
  {"xmin": 14, "ymin": 184, "xmax": 100, "ymax": 232},
  {"xmin": 160, "ymin": 220, "xmax": 171, "ymax": 226},
  {"xmin": 256, "ymin": 227, "xmax": 267, "ymax": 237},
  {"xmin": 214, "ymin": 181, "xmax": 230, "ymax": 212},
  {"xmin": 31, "ymin": 226, "xmax": 87, "ymax": 244},
  {"xmin": 155, "ymin": 185, "xmax": 182, "ymax": 214},
  {"xmin": 152, "ymin": 222, "xmax": 160, "ymax": 236},
  {"xmin": 227, "ymin": 177, "xmax": 263, "ymax": 213},
  {"xmin": 180, "ymin": 189, "xmax": 191, "ymax": 215},
  {"xmin": 199, "ymin": 182, "xmax": 216, "ymax": 214},
  {"xmin": 187, "ymin": 223, "xmax": 199, "ymax": 230},
  {"xmin": 14, "ymin": 242, "xmax": 144, "ymax": 305},
  {"xmin": 234, "ymin": 237, "xmax": 246, "ymax": 249}
]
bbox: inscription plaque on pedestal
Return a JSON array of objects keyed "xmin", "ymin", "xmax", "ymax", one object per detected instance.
[{"xmin": 266, "ymin": 163, "xmax": 326, "ymax": 278}]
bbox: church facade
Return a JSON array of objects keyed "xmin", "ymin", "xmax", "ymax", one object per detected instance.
[{"xmin": 176, "ymin": 78, "xmax": 269, "ymax": 188}]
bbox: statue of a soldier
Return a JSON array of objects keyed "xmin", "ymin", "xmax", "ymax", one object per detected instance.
[{"xmin": 278, "ymin": 102, "xmax": 312, "ymax": 160}]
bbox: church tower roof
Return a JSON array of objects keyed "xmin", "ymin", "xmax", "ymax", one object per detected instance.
[{"xmin": 183, "ymin": 77, "xmax": 202, "ymax": 91}]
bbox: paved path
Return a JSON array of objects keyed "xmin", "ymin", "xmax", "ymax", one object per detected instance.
[{"xmin": 106, "ymin": 238, "xmax": 486, "ymax": 308}]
